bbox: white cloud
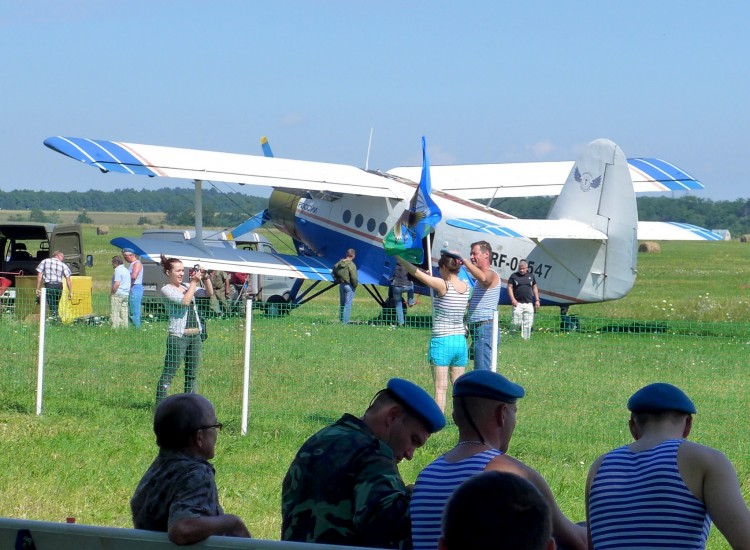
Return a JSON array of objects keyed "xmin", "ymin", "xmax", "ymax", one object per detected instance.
[
  {"xmin": 527, "ymin": 139, "xmax": 557, "ymax": 159},
  {"xmin": 281, "ymin": 113, "xmax": 306, "ymax": 127}
]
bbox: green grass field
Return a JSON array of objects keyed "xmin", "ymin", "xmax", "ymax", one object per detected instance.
[{"xmin": 0, "ymin": 226, "xmax": 748, "ymax": 549}]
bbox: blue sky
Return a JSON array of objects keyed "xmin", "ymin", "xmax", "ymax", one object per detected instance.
[{"xmin": 1, "ymin": 1, "xmax": 748, "ymax": 200}]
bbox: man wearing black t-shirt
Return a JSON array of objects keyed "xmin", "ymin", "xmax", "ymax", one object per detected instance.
[{"xmin": 508, "ymin": 260, "xmax": 539, "ymax": 340}]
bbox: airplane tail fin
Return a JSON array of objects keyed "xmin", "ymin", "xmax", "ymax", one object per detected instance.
[{"xmin": 547, "ymin": 139, "xmax": 638, "ymax": 301}]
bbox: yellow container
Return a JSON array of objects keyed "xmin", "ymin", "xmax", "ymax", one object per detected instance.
[
  {"xmin": 14, "ymin": 275, "xmax": 40, "ymax": 320},
  {"xmin": 59, "ymin": 276, "xmax": 93, "ymax": 324}
]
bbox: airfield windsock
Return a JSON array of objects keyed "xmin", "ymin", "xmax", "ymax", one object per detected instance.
[{"xmin": 383, "ymin": 137, "xmax": 442, "ymax": 263}]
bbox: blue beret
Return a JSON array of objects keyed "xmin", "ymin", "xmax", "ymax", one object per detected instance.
[
  {"xmin": 627, "ymin": 383, "xmax": 696, "ymax": 414},
  {"xmin": 121, "ymin": 248, "xmax": 135, "ymax": 254},
  {"xmin": 387, "ymin": 378, "xmax": 445, "ymax": 433},
  {"xmin": 453, "ymin": 370, "xmax": 525, "ymax": 403}
]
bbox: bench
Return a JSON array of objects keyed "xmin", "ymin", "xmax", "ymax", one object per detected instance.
[{"xmin": 0, "ymin": 517, "xmax": 373, "ymax": 550}]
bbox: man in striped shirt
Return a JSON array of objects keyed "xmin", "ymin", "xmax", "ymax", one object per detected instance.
[
  {"xmin": 410, "ymin": 370, "xmax": 587, "ymax": 550},
  {"xmin": 586, "ymin": 383, "xmax": 750, "ymax": 549}
]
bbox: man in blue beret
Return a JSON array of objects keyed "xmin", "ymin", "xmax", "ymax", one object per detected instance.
[
  {"xmin": 282, "ymin": 378, "xmax": 445, "ymax": 548},
  {"xmin": 586, "ymin": 382, "xmax": 750, "ymax": 549},
  {"xmin": 411, "ymin": 370, "xmax": 587, "ymax": 550}
]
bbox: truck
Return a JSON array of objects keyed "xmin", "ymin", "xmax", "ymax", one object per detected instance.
[
  {"xmin": 138, "ymin": 229, "xmax": 295, "ymax": 316},
  {"xmin": 0, "ymin": 222, "xmax": 92, "ymax": 311}
]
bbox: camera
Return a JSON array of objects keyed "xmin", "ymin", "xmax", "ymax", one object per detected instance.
[{"xmin": 189, "ymin": 264, "xmax": 202, "ymax": 277}]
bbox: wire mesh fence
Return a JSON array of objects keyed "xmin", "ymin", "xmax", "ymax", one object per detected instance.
[{"xmin": 3, "ymin": 291, "xmax": 748, "ymax": 457}]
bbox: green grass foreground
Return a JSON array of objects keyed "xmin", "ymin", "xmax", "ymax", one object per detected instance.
[{"xmin": 0, "ymin": 230, "xmax": 748, "ymax": 549}]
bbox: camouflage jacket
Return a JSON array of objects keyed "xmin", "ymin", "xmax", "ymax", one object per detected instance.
[
  {"xmin": 333, "ymin": 259, "xmax": 358, "ymax": 288},
  {"xmin": 281, "ymin": 413, "xmax": 412, "ymax": 548}
]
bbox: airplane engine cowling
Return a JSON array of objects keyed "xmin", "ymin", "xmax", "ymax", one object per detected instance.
[{"xmin": 268, "ymin": 190, "xmax": 305, "ymax": 241}]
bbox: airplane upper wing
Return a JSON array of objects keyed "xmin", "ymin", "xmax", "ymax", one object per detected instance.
[
  {"xmin": 636, "ymin": 222, "xmax": 724, "ymax": 241},
  {"xmin": 44, "ymin": 137, "xmax": 410, "ymax": 200},
  {"xmin": 110, "ymin": 236, "xmax": 341, "ymax": 281},
  {"xmin": 388, "ymin": 158, "xmax": 703, "ymax": 199}
]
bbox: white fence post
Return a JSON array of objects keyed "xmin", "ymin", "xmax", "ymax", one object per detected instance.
[
  {"xmin": 241, "ymin": 298, "xmax": 253, "ymax": 436},
  {"xmin": 36, "ymin": 288, "xmax": 47, "ymax": 416}
]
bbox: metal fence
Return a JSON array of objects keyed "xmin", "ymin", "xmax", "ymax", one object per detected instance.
[{"xmin": 3, "ymin": 291, "xmax": 748, "ymax": 449}]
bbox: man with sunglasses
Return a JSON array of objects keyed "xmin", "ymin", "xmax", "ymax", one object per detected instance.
[{"xmin": 131, "ymin": 393, "xmax": 251, "ymax": 544}]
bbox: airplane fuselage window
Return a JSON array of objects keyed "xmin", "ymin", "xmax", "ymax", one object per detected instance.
[
  {"xmin": 343, "ymin": 210, "xmax": 352, "ymax": 224},
  {"xmin": 378, "ymin": 222, "xmax": 388, "ymax": 236},
  {"xmin": 354, "ymin": 214, "xmax": 364, "ymax": 228},
  {"xmin": 367, "ymin": 218, "xmax": 376, "ymax": 232}
]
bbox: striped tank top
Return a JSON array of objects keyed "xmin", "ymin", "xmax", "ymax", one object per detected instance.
[
  {"xmin": 467, "ymin": 281, "xmax": 501, "ymax": 322},
  {"xmin": 589, "ymin": 439, "xmax": 711, "ymax": 549},
  {"xmin": 410, "ymin": 448, "xmax": 503, "ymax": 550},
  {"xmin": 432, "ymin": 280, "xmax": 469, "ymax": 338}
]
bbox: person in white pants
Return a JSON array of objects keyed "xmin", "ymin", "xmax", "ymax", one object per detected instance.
[{"xmin": 508, "ymin": 260, "xmax": 540, "ymax": 339}]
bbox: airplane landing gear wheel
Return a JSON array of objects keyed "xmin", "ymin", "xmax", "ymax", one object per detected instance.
[{"xmin": 265, "ymin": 295, "xmax": 290, "ymax": 317}]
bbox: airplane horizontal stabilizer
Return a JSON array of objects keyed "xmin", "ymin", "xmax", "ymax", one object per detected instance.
[
  {"xmin": 636, "ymin": 222, "xmax": 724, "ymax": 241},
  {"xmin": 44, "ymin": 137, "xmax": 410, "ymax": 200},
  {"xmin": 389, "ymin": 158, "xmax": 703, "ymax": 199},
  {"xmin": 445, "ymin": 218, "xmax": 608, "ymax": 240}
]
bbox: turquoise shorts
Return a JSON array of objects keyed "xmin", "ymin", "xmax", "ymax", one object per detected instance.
[{"xmin": 429, "ymin": 334, "xmax": 468, "ymax": 367}]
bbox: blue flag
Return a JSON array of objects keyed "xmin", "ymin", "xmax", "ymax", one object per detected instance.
[{"xmin": 383, "ymin": 137, "xmax": 442, "ymax": 263}]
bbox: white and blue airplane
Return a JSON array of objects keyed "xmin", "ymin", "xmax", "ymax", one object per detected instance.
[{"xmin": 44, "ymin": 136, "xmax": 721, "ymax": 310}]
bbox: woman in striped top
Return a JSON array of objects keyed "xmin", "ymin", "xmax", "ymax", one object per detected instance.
[{"xmin": 397, "ymin": 253, "xmax": 469, "ymax": 412}]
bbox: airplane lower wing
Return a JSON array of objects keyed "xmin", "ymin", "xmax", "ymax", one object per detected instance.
[
  {"xmin": 388, "ymin": 158, "xmax": 703, "ymax": 199},
  {"xmin": 636, "ymin": 222, "xmax": 724, "ymax": 241},
  {"xmin": 110, "ymin": 236, "xmax": 344, "ymax": 281},
  {"xmin": 44, "ymin": 137, "xmax": 410, "ymax": 200}
]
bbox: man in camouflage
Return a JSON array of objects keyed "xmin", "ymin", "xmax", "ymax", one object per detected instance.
[{"xmin": 281, "ymin": 378, "xmax": 445, "ymax": 548}]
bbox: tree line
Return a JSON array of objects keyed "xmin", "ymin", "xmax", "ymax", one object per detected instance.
[
  {"xmin": 0, "ymin": 188, "xmax": 268, "ymax": 227},
  {"xmin": 2, "ymin": 189, "xmax": 749, "ymax": 236}
]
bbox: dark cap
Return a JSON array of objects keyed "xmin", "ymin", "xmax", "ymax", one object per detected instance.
[
  {"xmin": 387, "ymin": 378, "xmax": 446, "ymax": 433},
  {"xmin": 453, "ymin": 370, "xmax": 525, "ymax": 403},
  {"xmin": 627, "ymin": 383, "xmax": 696, "ymax": 414},
  {"xmin": 121, "ymin": 248, "xmax": 135, "ymax": 254}
]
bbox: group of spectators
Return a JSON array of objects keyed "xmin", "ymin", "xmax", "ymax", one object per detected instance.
[
  {"xmin": 394, "ymin": 241, "xmax": 540, "ymax": 411},
  {"xmin": 131, "ymin": 377, "xmax": 750, "ymax": 549},
  {"xmin": 107, "ymin": 248, "xmax": 144, "ymax": 329}
]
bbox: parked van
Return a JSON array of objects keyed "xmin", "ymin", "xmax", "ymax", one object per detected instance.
[
  {"xmin": 137, "ymin": 229, "xmax": 295, "ymax": 316},
  {"xmin": 0, "ymin": 222, "xmax": 92, "ymax": 308}
]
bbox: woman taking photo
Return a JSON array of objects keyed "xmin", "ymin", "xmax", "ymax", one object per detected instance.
[
  {"xmin": 156, "ymin": 255, "xmax": 213, "ymax": 405},
  {"xmin": 397, "ymin": 253, "xmax": 469, "ymax": 411}
]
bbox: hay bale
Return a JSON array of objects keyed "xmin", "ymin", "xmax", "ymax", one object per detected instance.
[
  {"xmin": 741, "ymin": 235, "xmax": 750, "ymax": 243},
  {"xmin": 96, "ymin": 225, "xmax": 109, "ymax": 235},
  {"xmin": 638, "ymin": 242, "xmax": 661, "ymax": 253}
]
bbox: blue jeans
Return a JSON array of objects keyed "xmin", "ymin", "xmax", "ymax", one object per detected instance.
[
  {"xmin": 391, "ymin": 284, "xmax": 413, "ymax": 325},
  {"xmin": 470, "ymin": 320, "xmax": 500, "ymax": 370},
  {"xmin": 339, "ymin": 283, "xmax": 354, "ymax": 324},
  {"xmin": 129, "ymin": 284, "xmax": 143, "ymax": 328}
]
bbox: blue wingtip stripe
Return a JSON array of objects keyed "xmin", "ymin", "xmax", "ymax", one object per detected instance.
[
  {"xmin": 45, "ymin": 136, "xmax": 158, "ymax": 177},
  {"xmin": 628, "ymin": 158, "xmax": 703, "ymax": 190},
  {"xmin": 666, "ymin": 222, "xmax": 723, "ymax": 241}
]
